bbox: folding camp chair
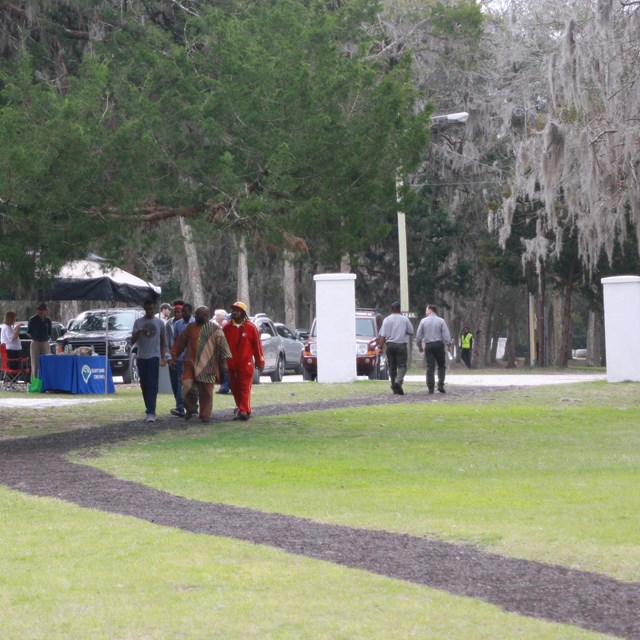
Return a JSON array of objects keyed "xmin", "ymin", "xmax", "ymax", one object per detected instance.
[{"xmin": 1, "ymin": 343, "xmax": 31, "ymax": 391}]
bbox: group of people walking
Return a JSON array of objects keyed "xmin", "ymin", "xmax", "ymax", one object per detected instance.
[
  {"xmin": 4, "ymin": 297, "xmax": 472, "ymax": 416},
  {"xmin": 132, "ymin": 299, "xmax": 264, "ymax": 424},
  {"xmin": 378, "ymin": 301, "xmax": 473, "ymax": 396}
]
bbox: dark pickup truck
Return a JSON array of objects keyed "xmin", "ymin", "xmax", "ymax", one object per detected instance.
[{"xmin": 57, "ymin": 309, "xmax": 144, "ymax": 383}]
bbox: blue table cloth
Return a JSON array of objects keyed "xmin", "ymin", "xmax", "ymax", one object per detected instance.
[{"xmin": 39, "ymin": 355, "xmax": 115, "ymax": 394}]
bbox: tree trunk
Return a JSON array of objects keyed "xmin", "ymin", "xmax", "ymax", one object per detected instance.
[
  {"xmin": 473, "ymin": 275, "xmax": 495, "ymax": 368},
  {"xmin": 537, "ymin": 263, "xmax": 546, "ymax": 367},
  {"xmin": 549, "ymin": 290, "xmax": 562, "ymax": 366},
  {"xmin": 587, "ymin": 309, "xmax": 605, "ymax": 367},
  {"xmin": 557, "ymin": 258, "xmax": 576, "ymax": 367},
  {"xmin": 489, "ymin": 328, "xmax": 499, "ymax": 363},
  {"xmin": 179, "ymin": 218, "xmax": 205, "ymax": 308},
  {"xmin": 505, "ymin": 303, "xmax": 517, "ymax": 368},
  {"xmin": 283, "ymin": 251, "xmax": 297, "ymax": 329},
  {"xmin": 236, "ymin": 234, "xmax": 250, "ymax": 308}
]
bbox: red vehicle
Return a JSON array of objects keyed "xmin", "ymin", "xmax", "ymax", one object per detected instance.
[{"xmin": 301, "ymin": 309, "xmax": 388, "ymax": 380}]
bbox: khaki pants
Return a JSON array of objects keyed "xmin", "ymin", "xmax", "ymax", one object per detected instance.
[
  {"xmin": 181, "ymin": 361, "xmax": 215, "ymax": 421},
  {"xmin": 30, "ymin": 340, "xmax": 50, "ymax": 378}
]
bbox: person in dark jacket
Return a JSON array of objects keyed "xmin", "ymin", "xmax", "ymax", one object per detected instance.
[{"xmin": 27, "ymin": 303, "xmax": 52, "ymax": 379}]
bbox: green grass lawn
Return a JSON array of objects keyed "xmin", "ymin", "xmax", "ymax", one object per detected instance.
[
  {"xmin": 1, "ymin": 378, "xmax": 638, "ymax": 639},
  {"xmin": 1, "ymin": 486, "xmax": 604, "ymax": 640}
]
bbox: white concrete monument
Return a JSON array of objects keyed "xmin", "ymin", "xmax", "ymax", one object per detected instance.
[
  {"xmin": 314, "ymin": 273, "xmax": 357, "ymax": 383},
  {"xmin": 602, "ymin": 275, "xmax": 640, "ymax": 382}
]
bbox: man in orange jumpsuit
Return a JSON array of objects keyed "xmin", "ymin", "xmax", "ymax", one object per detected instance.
[
  {"xmin": 171, "ymin": 306, "xmax": 231, "ymax": 423},
  {"xmin": 222, "ymin": 301, "xmax": 265, "ymax": 421}
]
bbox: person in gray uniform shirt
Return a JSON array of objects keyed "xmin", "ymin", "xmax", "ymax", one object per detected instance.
[
  {"xmin": 416, "ymin": 304, "xmax": 451, "ymax": 394},
  {"xmin": 131, "ymin": 299, "xmax": 167, "ymax": 422},
  {"xmin": 377, "ymin": 301, "xmax": 414, "ymax": 395}
]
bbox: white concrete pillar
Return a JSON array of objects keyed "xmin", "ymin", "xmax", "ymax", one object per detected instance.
[
  {"xmin": 602, "ymin": 275, "xmax": 640, "ymax": 382},
  {"xmin": 314, "ymin": 273, "xmax": 357, "ymax": 382}
]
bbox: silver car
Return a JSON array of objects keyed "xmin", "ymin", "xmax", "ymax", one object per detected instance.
[
  {"xmin": 274, "ymin": 322, "xmax": 304, "ymax": 374},
  {"xmin": 251, "ymin": 314, "xmax": 287, "ymax": 382}
]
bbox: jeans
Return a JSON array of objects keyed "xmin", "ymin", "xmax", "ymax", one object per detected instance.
[
  {"xmin": 137, "ymin": 357, "xmax": 160, "ymax": 415},
  {"xmin": 169, "ymin": 360, "xmax": 185, "ymax": 410},
  {"xmin": 425, "ymin": 341, "xmax": 446, "ymax": 390},
  {"xmin": 385, "ymin": 342, "xmax": 408, "ymax": 386},
  {"xmin": 218, "ymin": 370, "xmax": 230, "ymax": 392}
]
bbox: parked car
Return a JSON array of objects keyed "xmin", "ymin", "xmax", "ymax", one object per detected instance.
[
  {"xmin": 18, "ymin": 321, "xmax": 66, "ymax": 358},
  {"xmin": 274, "ymin": 322, "xmax": 304, "ymax": 374},
  {"xmin": 301, "ymin": 308, "xmax": 389, "ymax": 380},
  {"xmin": 56, "ymin": 308, "xmax": 144, "ymax": 383},
  {"xmin": 251, "ymin": 314, "xmax": 287, "ymax": 382}
]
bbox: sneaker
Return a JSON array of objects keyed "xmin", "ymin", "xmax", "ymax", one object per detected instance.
[
  {"xmin": 170, "ymin": 408, "xmax": 185, "ymax": 417},
  {"xmin": 184, "ymin": 410, "xmax": 195, "ymax": 421},
  {"xmin": 437, "ymin": 385, "xmax": 446, "ymax": 394},
  {"xmin": 396, "ymin": 385, "xmax": 405, "ymax": 396},
  {"xmin": 145, "ymin": 414, "xmax": 157, "ymax": 423},
  {"xmin": 428, "ymin": 388, "xmax": 434, "ymax": 395},
  {"xmin": 216, "ymin": 388, "xmax": 230, "ymax": 395}
]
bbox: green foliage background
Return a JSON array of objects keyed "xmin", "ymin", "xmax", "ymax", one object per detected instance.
[{"xmin": 0, "ymin": 0, "xmax": 472, "ymax": 294}]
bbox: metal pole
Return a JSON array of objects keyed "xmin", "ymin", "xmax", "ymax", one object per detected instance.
[
  {"xmin": 105, "ymin": 305, "xmax": 109, "ymax": 394},
  {"xmin": 396, "ymin": 175, "xmax": 410, "ymax": 314},
  {"xmin": 528, "ymin": 292, "xmax": 536, "ymax": 367},
  {"xmin": 398, "ymin": 213, "xmax": 409, "ymax": 315},
  {"xmin": 395, "ymin": 112, "xmax": 469, "ymax": 316}
]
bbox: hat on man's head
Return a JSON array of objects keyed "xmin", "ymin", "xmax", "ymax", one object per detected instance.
[
  {"xmin": 36, "ymin": 302, "xmax": 47, "ymax": 310},
  {"xmin": 231, "ymin": 301, "xmax": 248, "ymax": 313},
  {"xmin": 390, "ymin": 301, "xmax": 401, "ymax": 310}
]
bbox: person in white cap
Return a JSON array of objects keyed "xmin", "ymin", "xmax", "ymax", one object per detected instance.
[{"xmin": 222, "ymin": 301, "xmax": 265, "ymax": 421}]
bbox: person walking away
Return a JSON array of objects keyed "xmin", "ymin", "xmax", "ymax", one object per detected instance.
[
  {"xmin": 213, "ymin": 308, "xmax": 231, "ymax": 394},
  {"xmin": 460, "ymin": 326, "xmax": 473, "ymax": 369},
  {"xmin": 222, "ymin": 301, "xmax": 265, "ymax": 421},
  {"xmin": 377, "ymin": 301, "xmax": 414, "ymax": 395},
  {"xmin": 166, "ymin": 300, "xmax": 183, "ymax": 415},
  {"xmin": 169, "ymin": 302, "xmax": 195, "ymax": 417},
  {"xmin": 1, "ymin": 311, "xmax": 25, "ymax": 371},
  {"xmin": 416, "ymin": 304, "xmax": 451, "ymax": 394},
  {"xmin": 171, "ymin": 306, "xmax": 231, "ymax": 423},
  {"xmin": 131, "ymin": 299, "xmax": 166, "ymax": 422},
  {"xmin": 26, "ymin": 303, "xmax": 52, "ymax": 379}
]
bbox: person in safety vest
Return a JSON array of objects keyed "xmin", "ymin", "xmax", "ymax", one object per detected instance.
[
  {"xmin": 460, "ymin": 326, "xmax": 474, "ymax": 369},
  {"xmin": 222, "ymin": 301, "xmax": 265, "ymax": 421}
]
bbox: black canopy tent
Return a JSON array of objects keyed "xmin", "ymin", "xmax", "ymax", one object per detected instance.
[
  {"xmin": 43, "ymin": 257, "xmax": 161, "ymax": 305},
  {"xmin": 41, "ymin": 257, "xmax": 162, "ymax": 393}
]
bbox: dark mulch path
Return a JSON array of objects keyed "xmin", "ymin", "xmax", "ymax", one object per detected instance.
[{"xmin": 1, "ymin": 390, "xmax": 639, "ymax": 639}]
